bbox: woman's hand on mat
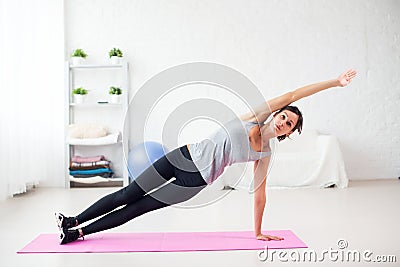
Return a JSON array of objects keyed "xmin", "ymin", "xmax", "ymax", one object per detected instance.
[
  {"xmin": 337, "ymin": 69, "xmax": 357, "ymax": 87},
  {"xmin": 256, "ymin": 233, "xmax": 284, "ymax": 241}
]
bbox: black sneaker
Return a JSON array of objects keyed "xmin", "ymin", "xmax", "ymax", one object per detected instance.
[
  {"xmin": 59, "ymin": 229, "xmax": 83, "ymax": 245},
  {"xmin": 55, "ymin": 213, "xmax": 77, "ymax": 230}
]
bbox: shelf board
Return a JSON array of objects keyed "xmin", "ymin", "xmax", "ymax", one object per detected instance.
[
  {"xmin": 69, "ymin": 176, "xmax": 124, "ymax": 184},
  {"xmin": 67, "ymin": 132, "xmax": 121, "ymax": 146},
  {"xmin": 70, "ymin": 103, "xmax": 123, "ymax": 107},
  {"xmin": 70, "ymin": 64, "xmax": 123, "ymax": 69},
  {"xmin": 68, "ymin": 140, "xmax": 122, "ymax": 146},
  {"xmin": 70, "ymin": 180, "xmax": 124, "ymax": 188},
  {"xmin": 68, "ymin": 142, "xmax": 122, "ymax": 146}
]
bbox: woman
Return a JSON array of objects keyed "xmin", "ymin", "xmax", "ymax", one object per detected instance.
[{"xmin": 56, "ymin": 69, "xmax": 356, "ymax": 244}]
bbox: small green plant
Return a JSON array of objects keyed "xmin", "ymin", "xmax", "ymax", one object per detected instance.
[
  {"xmin": 71, "ymin": 49, "xmax": 87, "ymax": 58},
  {"xmin": 109, "ymin": 86, "xmax": 122, "ymax": 95},
  {"xmin": 109, "ymin": 48, "xmax": 123, "ymax": 58},
  {"xmin": 72, "ymin": 87, "xmax": 88, "ymax": 95}
]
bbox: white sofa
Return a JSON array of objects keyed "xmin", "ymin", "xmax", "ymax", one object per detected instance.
[{"xmin": 220, "ymin": 129, "xmax": 348, "ymax": 190}]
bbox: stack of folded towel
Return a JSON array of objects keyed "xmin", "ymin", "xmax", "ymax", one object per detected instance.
[{"xmin": 69, "ymin": 155, "xmax": 114, "ymax": 178}]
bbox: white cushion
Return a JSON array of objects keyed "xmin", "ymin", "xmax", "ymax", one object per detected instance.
[{"xmin": 68, "ymin": 124, "xmax": 108, "ymax": 139}]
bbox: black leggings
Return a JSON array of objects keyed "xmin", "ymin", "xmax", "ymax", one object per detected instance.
[{"xmin": 75, "ymin": 145, "xmax": 207, "ymax": 235}]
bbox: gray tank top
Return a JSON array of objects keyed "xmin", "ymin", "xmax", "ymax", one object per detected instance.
[{"xmin": 189, "ymin": 118, "xmax": 272, "ymax": 185}]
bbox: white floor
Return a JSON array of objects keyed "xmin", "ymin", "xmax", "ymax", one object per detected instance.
[{"xmin": 1, "ymin": 180, "xmax": 399, "ymax": 267}]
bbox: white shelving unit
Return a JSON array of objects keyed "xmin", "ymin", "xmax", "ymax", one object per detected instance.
[{"xmin": 64, "ymin": 61, "xmax": 130, "ymax": 188}]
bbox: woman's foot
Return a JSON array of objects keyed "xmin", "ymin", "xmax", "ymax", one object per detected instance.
[
  {"xmin": 55, "ymin": 213, "xmax": 78, "ymax": 230},
  {"xmin": 59, "ymin": 228, "xmax": 84, "ymax": 245}
]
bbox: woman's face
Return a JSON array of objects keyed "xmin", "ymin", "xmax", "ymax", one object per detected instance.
[{"xmin": 273, "ymin": 110, "xmax": 299, "ymax": 137}]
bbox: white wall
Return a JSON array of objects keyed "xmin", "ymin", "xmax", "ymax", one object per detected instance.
[{"xmin": 65, "ymin": 0, "xmax": 400, "ymax": 180}]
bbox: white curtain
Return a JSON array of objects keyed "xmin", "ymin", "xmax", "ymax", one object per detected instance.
[{"xmin": 0, "ymin": 0, "xmax": 65, "ymax": 200}]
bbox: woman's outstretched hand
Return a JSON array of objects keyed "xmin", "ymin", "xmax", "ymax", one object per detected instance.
[
  {"xmin": 256, "ymin": 233, "xmax": 284, "ymax": 241},
  {"xmin": 337, "ymin": 69, "xmax": 357, "ymax": 87}
]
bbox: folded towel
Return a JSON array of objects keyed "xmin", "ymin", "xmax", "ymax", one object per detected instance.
[
  {"xmin": 69, "ymin": 160, "xmax": 110, "ymax": 171},
  {"xmin": 69, "ymin": 165, "xmax": 111, "ymax": 171},
  {"xmin": 69, "ymin": 176, "xmax": 113, "ymax": 184},
  {"xmin": 72, "ymin": 155, "xmax": 105, "ymax": 163},
  {"xmin": 69, "ymin": 168, "xmax": 112, "ymax": 176},
  {"xmin": 72, "ymin": 172, "xmax": 114, "ymax": 178}
]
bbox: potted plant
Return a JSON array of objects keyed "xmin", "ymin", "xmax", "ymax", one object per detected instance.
[
  {"xmin": 72, "ymin": 87, "xmax": 88, "ymax": 104},
  {"xmin": 109, "ymin": 48, "xmax": 123, "ymax": 64},
  {"xmin": 71, "ymin": 49, "xmax": 88, "ymax": 65},
  {"xmin": 109, "ymin": 86, "xmax": 122, "ymax": 103}
]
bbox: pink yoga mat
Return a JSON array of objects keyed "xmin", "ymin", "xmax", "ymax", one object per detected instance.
[{"xmin": 18, "ymin": 230, "xmax": 307, "ymax": 254}]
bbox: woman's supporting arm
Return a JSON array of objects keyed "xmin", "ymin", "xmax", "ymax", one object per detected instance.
[
  {"xmin": 253, "ymin": 159, "xmax": 267, "ymax": 236},
  {"xmin": 253, "ymin": 157, "xmax": 283, "ymax": 241},
  {"xmin": 241, "ymin": 69, "xmax": 357, "ymax": 122}
]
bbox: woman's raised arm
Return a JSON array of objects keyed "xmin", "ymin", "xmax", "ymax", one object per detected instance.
[{"xmin": 241, "ymin": 69, "xmax": 357, "ymax": 123}]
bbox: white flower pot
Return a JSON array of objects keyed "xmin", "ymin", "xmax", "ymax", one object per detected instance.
[
  {"xmin": 110, "ymin": 94, "xmax": 122, "ymax": 104},
  {"xmin": 73, "ymin": 94, "xmax": 87, "ymax": 104},
  {"xmin": 71, "ymin": 57, "xmax": 84, "ymax": 66},
  {"xmin": 110, "ymin": 56, "xmax": 122, "ymax": 65}
]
